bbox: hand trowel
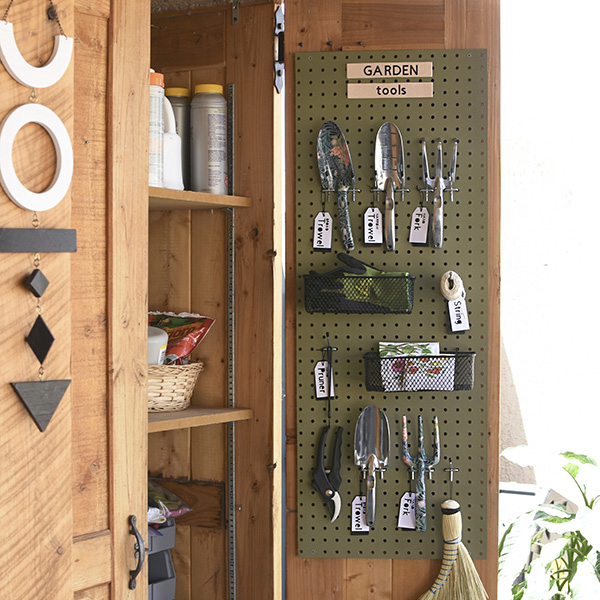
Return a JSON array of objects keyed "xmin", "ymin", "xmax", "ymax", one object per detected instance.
[
  {"xmin": 317, "ymin": 121, "xmax": 356, "ymax": 252},
  {"xmin": 354, "ymin": 405, "xmax": 390, "ymax": 527},
  {"xmin": 375, "ymin": 122, "xmax": 406, "ymax": 251}
]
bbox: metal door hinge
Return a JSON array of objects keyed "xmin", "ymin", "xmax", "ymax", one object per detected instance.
[
  {"xmin": 232, "ymin": 0, "xmax": 239, "ymax": 25},
  {"xmin": 274, "ymin": 5, "xmax": 284, "ymax": 93}
]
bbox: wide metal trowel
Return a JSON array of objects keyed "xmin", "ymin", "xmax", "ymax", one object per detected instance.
[
  {"xmin": 317, "ymin": 121, "xmax": 356, "ymax": 252},
  {"xmin": 375, "ymin": 122, "xmax": 406, "ymax": 251},
  {"xmin": 354, "ymin": 405, "xmax": 390, "ymax": 527}
]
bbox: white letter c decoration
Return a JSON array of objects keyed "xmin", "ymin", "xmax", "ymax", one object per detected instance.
[
  {"xmin": 0, "ymin": 103, "xmax": 73, "ymax": 212},
  {"xmin": 0, "ymin": 20, "xmax": 73, "ymax": 88}
]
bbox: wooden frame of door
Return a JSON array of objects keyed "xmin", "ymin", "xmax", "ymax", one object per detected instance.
[{"xmin": 107, "ymin": 0, "xmax": 149, "ymax": 597}]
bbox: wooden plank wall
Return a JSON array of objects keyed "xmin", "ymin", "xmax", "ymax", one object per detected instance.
[
  {"xmin": 150, "ymin": 4, "xmax": 283, "ymax": 599},
  {"xmin": 283, "ymin": 1, "xmax": 501, "ymax": 599},
  {"xmin": 0, "ymin": 1, "xmax": 74, "ymax": 597}
]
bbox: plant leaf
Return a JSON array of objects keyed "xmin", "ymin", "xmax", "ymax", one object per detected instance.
[
  {"xmin": 498, "ymin": 512, "xmax": 539, "ymax": 598},
  {"xmin": 569, "ymin": 557, "xmax": 600, "ymax": 599},
  {"xmin": 561, "ymin": 452, "xmax": 597, "ymax": 467},
  {"xmin": 571, "ymin": 506, "xmax": 600, "ymax": 552},
  {"xmin": 535, "ymin": 503, "xmax": 574, "ymax": 519},
  {"xmin": 563, "ymin": 462, "xmax": 580, "ymax": 480}
]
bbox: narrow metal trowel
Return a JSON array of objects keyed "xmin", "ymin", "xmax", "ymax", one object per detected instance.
[
  {"xmin": 374, "ymin": 122, "xmax": 406, "ymax": 251},
  {"xmin": 317, "ymin": 121, "xmax": 356, "ymax": 252},
  {"xmin": 354, "ymin": 405, "xmax": 390, "ymax": 527}
]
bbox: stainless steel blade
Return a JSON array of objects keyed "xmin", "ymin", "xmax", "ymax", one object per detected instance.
[
  {"xmin": 375, "ymin": 123, "xmax": 404, "ymax": 251},
  {"xmin": 354, "ymin": 405, "xmax": 391, "ymax": 526},
  {"xmin": 374, "ymin": 122, "xmax": 404, "ymax": 191}
]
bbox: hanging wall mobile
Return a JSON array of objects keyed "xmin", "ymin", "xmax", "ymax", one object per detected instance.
[{"xmin": 0, "ymin": 0, "xmax": 76, "ymax": 432}]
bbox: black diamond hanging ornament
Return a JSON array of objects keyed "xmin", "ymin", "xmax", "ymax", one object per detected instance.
[
  {"xmin": 25, "ymin": 268, "xmax": 50, "ymax": 297},
  {"xmin": 26, "ymin": 315, "xmax": 55, "ymax": 364},
  {"xmin": 11, "ymin": 380, "xmax": 71, "ymax": 432}
]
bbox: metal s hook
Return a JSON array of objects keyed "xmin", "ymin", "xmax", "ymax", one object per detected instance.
[{"xmin": 444, "ymin": 457, "xmax": 460, "ymax": 499}]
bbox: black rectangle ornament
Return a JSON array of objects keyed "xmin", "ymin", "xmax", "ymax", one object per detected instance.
[{"xmin": 0, "ymin": 228, "xmax": 77, "ymax": 253}]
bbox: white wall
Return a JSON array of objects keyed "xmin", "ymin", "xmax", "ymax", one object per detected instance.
[{"xmin": 501, "ymin": 0, "xmax": 600, "ymax": 487}]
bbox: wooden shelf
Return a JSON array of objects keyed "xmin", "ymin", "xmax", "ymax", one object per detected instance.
[
  {"xmin": 148, "ymin": 406, "xmax": 253, "ymax": 433},
  {"xmin": 149, "ymin": 187, "xmax": 252, "ymax": 211}
]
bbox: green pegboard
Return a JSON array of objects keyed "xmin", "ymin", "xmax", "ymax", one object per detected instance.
[{"xmin": 295, "ymin": 50, "xmax": 489, "ymax": 559}]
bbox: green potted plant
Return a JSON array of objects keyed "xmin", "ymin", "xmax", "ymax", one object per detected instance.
[{"xmin": 499, "ymin": 449, "xmax": 600, "ymax": 599}]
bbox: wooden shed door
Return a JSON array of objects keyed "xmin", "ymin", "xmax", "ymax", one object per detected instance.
[{"xmin": 0, "ymin": 0, "xmax": 148, "ymax": 598}]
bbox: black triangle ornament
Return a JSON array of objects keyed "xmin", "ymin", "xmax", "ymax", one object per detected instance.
[{"xmin": 11, "ymin": 380, "xmax": 71, "ymax": 432}]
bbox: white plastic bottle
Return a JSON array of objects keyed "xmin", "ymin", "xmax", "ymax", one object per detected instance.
[
  {"xmin": 162, "ymin": 97, "xmax": 184, "ymax": 190},
  {"xmin": 190, "ymin": 84, "xmax": 228, "ymax": 194},
  {"xmin": 148, "ymin": 326, "xmax": 168, "ymax": 365},
  {"xmin": 149, "ymin": 70, "xmax": 164, "ymax": 187},
  {"xmin": 165, "ymin": 87, "xmax": 191, "ymax": 190}
]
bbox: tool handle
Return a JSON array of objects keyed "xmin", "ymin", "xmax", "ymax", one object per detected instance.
[
  {"xmin": 366, "ymin": 460, "xmax": 377, "ymax": 527},
  {"xmin": 432, "ymin": 183, "xmax": 444, "ymax": 249},
  {"xmin": 415, "ymin": 460, "xmax": 427, "ymax": 532},
  {"xmin": 336, "ymin": 189, "xmax": 355, "ymax": 252},
  {"xmin": 449, "ymin": 139, "xmax": 458, "ymax": 185},
  {"xmin": 329, "ymin": 426, "xmax": 343, "ymax": 491},
  {"xmin": 421, "ymin": 139, "xmax": 430, "ymax": 185},
  {"xmin": 384, "ymin": 178, "xmax": 395, "ymax": 251}
]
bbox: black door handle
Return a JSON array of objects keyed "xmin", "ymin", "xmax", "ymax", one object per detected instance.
[{"xmin": 128, "ymin": 515, "xmax": 146, "ymax": 590}]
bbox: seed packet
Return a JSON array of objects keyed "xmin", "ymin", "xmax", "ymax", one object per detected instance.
[
  {"xmin": 378, "ymin": 342, "xmax": 440, "ymax": 392},
  {"xmin": 148, "ymin": 311, "xmax": 215, "ymax": 364},
  {"xmin": 148, "ymin": 479, "xmax": 192, "ymax": 520}
]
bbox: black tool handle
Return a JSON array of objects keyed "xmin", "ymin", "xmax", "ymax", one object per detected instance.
[{"xmin": 329, "ymin": 426, "xmax": 344, "ymax": 491}]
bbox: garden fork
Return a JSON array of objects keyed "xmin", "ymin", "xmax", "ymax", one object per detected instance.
[
  {"xmin": 420, "ymin": 139, "xmax": 458, "ymax": 249},
  {"xmin": 402, "ymin": 414, "xmax": 440, "ymax": 531}
]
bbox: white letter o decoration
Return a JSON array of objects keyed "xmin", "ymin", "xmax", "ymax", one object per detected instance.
[
  {"xmin": 0, "ymin": 103, "xmax": 73, "ymax": 212},
  {"xmin": 0, "ymin": 21, "xmax": 73, "ymax": 89}
]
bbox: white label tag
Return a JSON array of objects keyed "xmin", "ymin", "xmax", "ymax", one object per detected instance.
[
  {"xmin": 409, "ymin": 206, "xmax": 429, "ymax": 244},
  {"xmin": 314, "ymin": 360, "xmax": 334, "ymax": 399},
  {"xmin": 363, "ymin": 207, "xmax": 383, "ymax": 246},
  {"xmin": 398, "ymin": 492, "xmax": 416, "ymax": 529},
  {"xmin": 351, "ymin": 495, "xmax": 369, "ymax": 534},
  {"xmin": 448, "ymin": 297, "xmax": 470, "ymax": 332},
  {"xmin": 313, "ymin": 212, "xmax": 333, "ymax": 252}
]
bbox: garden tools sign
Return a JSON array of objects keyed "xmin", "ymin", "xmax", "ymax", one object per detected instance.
[
  {"xmin": 346, "ymin": 61, "xmax": 433, "ymax": 99},
  {"xmin": 0, "ymin": 4, "xmax": 76, "ymax": 432}
]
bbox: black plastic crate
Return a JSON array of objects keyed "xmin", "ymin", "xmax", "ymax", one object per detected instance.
[
  {"xmin": 148, "ymin": 549, "xmax": 176, "ymax": 600},
  {"xmin": 363, "ymin": 351, "xmax": 475, "ymax": 392},
  {"xmin": 148, "ymin": 518, "xmax": 176, "ymax": 554},
  {"xmin": 303, "ymin": 273, "xmax": 415, "ymax": 314}
]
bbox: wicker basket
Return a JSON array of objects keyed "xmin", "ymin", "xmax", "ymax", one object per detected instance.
[{"xmin": 148, "ymin": 362, "xmax": 204, "ymax": 412}]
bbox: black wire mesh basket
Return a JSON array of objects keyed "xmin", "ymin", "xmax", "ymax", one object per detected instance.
[
  {"xmin": 303, "ymin": 273, "xmax": 415, "ymax": 314},
  {"xmin": 362, "ymin": 351, "xmax": 476, "ymax": 392}
]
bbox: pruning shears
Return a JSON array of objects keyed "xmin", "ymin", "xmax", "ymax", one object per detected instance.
[{"xmin": 312, "ymin": 425, "xmax": 344, "ymax": 522}]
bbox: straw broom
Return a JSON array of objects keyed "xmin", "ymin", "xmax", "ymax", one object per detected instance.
[{"xmin": 417, "ymin": 499, "xmax": 488, "ymax": 600}]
